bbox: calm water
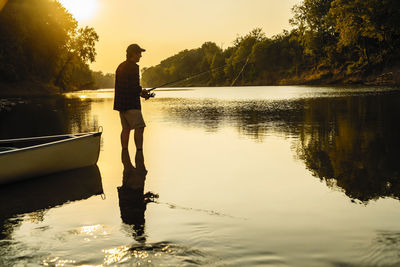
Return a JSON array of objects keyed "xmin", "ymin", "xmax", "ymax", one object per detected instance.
[{"xmin": 1, "ymin": 85, "xmax": 400, "ymax": 266}]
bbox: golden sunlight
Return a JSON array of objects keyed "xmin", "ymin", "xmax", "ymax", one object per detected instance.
[
  {"xmin": 0, "ymin": 0, "xmax": 8, "ymax": 12},
  {"xmin": 58, "ymin": 0, "xmax": 98, "ymax": 22}
]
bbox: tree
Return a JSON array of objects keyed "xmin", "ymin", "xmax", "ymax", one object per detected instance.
[
  {"xmin": 330, "ymin": 0, "xmax": 400, "ymax": 69},
  {"xmin": 0, "ymin": 0, "xmax": 99, "ymax": 91},
  {"xmin": 0, "ymin": 0, "xmax": 77, "ymax": 82},
  {"xmin": 92, "ymin": 71, "xmax": 115, "ymax": 89},
  {"xmin": 225, "ymin": 28, "xmax": 266, "ymax": 84},
  {"xmin": 290, "ymin": 0, "xmax": 336, "ymax": 67},
  {"xmin": 55, "ymin": 26, "xmax": 99, "ymax": 89}
]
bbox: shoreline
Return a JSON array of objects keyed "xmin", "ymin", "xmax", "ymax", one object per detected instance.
[
  {"xmin": 0, "ymin": 81, "xmax": 62, "ymax": 97},
  {"xmin": 1, "ymin": 73, "xmax": 399, "ymax": 98},
  {"xmin": 0, "ymin": 81, "xmax": 104, "ymax": 97},
  {"xmin": 278, "ymin": 69, "xmax": 400, "ymax": 87}
]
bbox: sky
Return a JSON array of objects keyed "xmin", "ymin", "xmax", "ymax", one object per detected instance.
[{"xmin": 59, "ymin": 0, "xmax": 302, "ymax": 73}]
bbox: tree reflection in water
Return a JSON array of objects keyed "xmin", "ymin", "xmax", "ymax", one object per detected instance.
[
  {"xmin": 296, "ymin": 94, "xmax": 400, "ymax": 203},
  {"xmin": 159, "ymin": 92, "xmax": 400, "ymax": 203},
  {"xmin": 0, "ymin": 96, "xmax": 98, "ymax": 139}
]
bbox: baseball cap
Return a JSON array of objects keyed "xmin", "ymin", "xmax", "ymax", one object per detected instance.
[{"xmin": 127, "ymin": 44, "xmax": 146, "ymax": 53}]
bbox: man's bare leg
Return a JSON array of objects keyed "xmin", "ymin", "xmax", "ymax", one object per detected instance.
[
  {"xmin": 121, "ymin": 128, "xmax": 131, "ymax": 149},
  {"xmin": 134, "ymin": 127, "xmax": 144, "ymax": 150}
]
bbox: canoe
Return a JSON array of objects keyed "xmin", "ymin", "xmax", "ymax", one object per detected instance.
[
  {"xmin": 0, "ymin": 165, "xmax": 103, "ymax": 220},
  {"xmin": 0, "ymin": 131, "xmax": 102, "ymax": 184}
]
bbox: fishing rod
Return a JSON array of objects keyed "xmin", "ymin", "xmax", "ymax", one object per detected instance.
[{"xmin": 144, "ymin": 56, "xmax": 250, "ymax": 97}]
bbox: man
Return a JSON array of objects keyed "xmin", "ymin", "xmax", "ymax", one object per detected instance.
[{"xmin": 114, "ymin": 43, "xmax": 151, "ymax": 150}]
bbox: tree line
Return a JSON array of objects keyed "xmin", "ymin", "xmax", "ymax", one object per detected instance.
[
  {"xmin": 0, "ymin": 0, "xmax": 114, "ymax": 92},
  {"xmin": 1, "ymin": 0, "xmax": 399, "ymax": 91},
  {"xmin": 142, "ymin": 0, "xmax": 400, "ymax": 87}
]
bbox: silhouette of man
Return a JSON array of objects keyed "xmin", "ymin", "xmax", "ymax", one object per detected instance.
[
  {"xmin": 114, "ymin": 44, "xmax": 151, "ymax": 150},
  {"xmin": 117, "ymin": 148, "xmax": 157, "ymax": 242}
]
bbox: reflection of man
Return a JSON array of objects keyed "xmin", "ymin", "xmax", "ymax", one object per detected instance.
[
  {"xmin": 114, "ymin": 44, "xmax": 151, "ymax": 150},
  {"xmin": 117, "ymin": 148, "xmax": 157, "ymax": 242}
]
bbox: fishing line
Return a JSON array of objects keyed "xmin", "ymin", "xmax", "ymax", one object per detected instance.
[
  {"xmin": 147, "ymin": 64, "xmax": 227, "ymax": 92},
  {"xmin": 152, "ymin": 200, "xmax": 246, "ymax": 220},
  {"xmin": 231, "ymin": 56, "xmax": 250, "ymax": 86},
  {"xmin": 147, "ymin": 56, "xmax": 251, "ymax": 92}
]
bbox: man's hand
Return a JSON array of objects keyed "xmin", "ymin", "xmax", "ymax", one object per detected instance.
[{"xmin": 140, "ymin": 89, "xmax": 151, "ymax": 100}]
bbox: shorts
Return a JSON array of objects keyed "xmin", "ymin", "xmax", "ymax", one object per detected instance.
[{"xmin": 119, "ymin": 109, "xmax": 146, "ymax": 129}]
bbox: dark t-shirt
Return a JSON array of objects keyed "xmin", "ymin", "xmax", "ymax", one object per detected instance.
[{"xmin": 113, "ymin": 60, "xmax": 142, "ymax": 111}]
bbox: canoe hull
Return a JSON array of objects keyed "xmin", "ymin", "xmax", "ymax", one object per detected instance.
[{"xmin": 0, "ymin": 132, "xmax": 101, "ymax": 184}]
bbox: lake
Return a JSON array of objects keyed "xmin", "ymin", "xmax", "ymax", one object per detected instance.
[{"xmin": 1, "ymin": 85, "xmax": 400, "ymax": 266}]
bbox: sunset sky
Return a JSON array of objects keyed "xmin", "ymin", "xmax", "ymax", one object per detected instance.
[{"xmin": 59, "ymin": 0, "xmax": 302, "ymax": 73}]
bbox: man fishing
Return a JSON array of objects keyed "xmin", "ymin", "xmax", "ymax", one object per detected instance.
[{"xmin": 114, "ymin": 43, "xmax": 151, "ymax": 150}]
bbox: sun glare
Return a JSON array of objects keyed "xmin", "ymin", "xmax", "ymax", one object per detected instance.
[
  {"xmin": 0, "ymin": 0, "xmax": 8, "ymax": 12},
  {"xmin": 59, "ymin": 0, "xmax": 98, "ymax": 22}
]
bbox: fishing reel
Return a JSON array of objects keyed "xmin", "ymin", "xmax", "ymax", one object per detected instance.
[{"xmin": 141, "ymin": 89, "xmax": 155, "ymax": 99}]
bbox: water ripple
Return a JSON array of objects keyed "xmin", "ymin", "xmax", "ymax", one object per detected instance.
[
  {"xmin": 359, "ymin": 231, "xmax": 400, "ymax": 267},
  {"xmin": 102, "ymin": 241, "xmax": 211, "ymax": 266}
]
